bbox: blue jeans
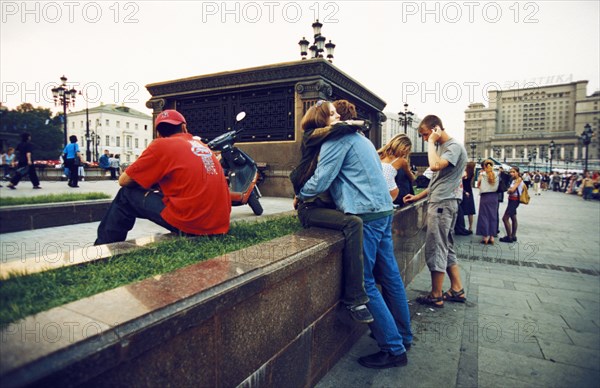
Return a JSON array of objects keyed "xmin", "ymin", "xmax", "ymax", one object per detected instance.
[{"xmin": 363, "ymin": 215, "xmax": 412, "ymax": 355}]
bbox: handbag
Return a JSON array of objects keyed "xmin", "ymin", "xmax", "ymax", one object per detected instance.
[
  {"xmin": 519, "ymin": 184, "xmax": 530, "ymax": 205},
  {"xmin": 497, "ymin": 171, "xmax": 509, "ymax": 193}
]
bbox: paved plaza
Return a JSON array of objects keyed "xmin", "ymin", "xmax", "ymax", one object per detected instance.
[
  {"xmin": 318, "ymin": 190, "xmax": 600, "ymax": 387},
  {"xmin": 1, "ymin": 180, "xmax": 599, "ymax": 386}
]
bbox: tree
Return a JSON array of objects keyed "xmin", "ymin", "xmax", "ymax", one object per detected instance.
[{"xmin": 0, "ymin": 104, "xmax": 63, "ymax": 160}]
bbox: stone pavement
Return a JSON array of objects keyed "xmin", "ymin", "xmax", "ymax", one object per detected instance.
[
  {"xmin": 0, "ymin": 180, "xmax": 294, "ymax": 263},
  {"xmin": 318, "ymin": 190, "xmax": 600, "ymax": 387}
]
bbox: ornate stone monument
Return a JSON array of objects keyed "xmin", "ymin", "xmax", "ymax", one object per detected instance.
[{"xmin": 146, "ymin": 59, "xmax": 386, "ymax": 196}]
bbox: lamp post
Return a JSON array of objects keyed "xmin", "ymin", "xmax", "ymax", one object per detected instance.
[
  {"xmin": 581, "ymin": 123, "xmax": 593, "ymax": 172},
  {"xmin": 470, "ymin": 142, "xmax": 476, "ymax": 161},
  {"xmin": 529, "ymin": 150, "xmax": 537, "ymax": 171},
  {"xmin": 549, "ymin": 140, "xmax": 555, "ymax": 172},
  {"xmin": 51, "ymin": 76, "xmax": 78, "ymax": 147},
  {"xmin": 78, "ymin": 90, "xmax": 91, "ymax": 162},
  {"xmin": 299, "ymin": 20, "xmax": 336, "ymax": 62},
  {"xmin": 398, "ymin": 103, "xmax": 414, "ymax": 134}
]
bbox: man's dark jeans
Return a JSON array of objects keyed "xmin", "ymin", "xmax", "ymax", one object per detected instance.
[
  {"xmin": 297, "ymin": 202, "xmax": 369, "ymax": 306},
  {"xmin": 95, "ymin": 186, "xmax": 178, "ymax": 245}
]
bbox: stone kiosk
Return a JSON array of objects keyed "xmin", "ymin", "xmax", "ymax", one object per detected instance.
[{"xmin": 145, "ymin": 59, "xmax": 387, "ymax": 197}]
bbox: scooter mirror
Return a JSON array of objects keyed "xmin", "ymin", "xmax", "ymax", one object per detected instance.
[{"xmin": 236, "ymin": 112, "xmax": 246, "ymax": 122}]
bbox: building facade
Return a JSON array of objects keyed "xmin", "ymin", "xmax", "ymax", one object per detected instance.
[
  {"xmin": 66, "ymin": 104, "xmax": 153, "ymax": 164},
  {"xmin": 382, "ymin": 111, "xmax": 428, "ymax": 153},
  {"xmin": 464, "ymin": 80, "xmax": 599, "ymax": 171}
]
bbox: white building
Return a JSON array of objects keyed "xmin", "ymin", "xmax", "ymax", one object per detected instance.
[
  {"xmin": 66, "ymin": 104, "xmax": 153, "ymax": 164},
  {"xmin": 382, "ymin": 111, "xmax": 427, "ymax": 153}
]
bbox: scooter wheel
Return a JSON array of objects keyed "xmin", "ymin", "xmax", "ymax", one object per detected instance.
[{"xmin": 248, "ymin": 191, "xmax": 263, "ymax": 215}]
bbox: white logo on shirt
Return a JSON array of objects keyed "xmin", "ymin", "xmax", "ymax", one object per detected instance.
[{"xmin": 189, "ymin": 140, "xmax": 217, "ymax": 175}]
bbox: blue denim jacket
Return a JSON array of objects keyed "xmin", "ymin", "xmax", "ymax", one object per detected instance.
[{"xmin": 298, "ymin": 132, "xmax": 393, "ymax": 215}]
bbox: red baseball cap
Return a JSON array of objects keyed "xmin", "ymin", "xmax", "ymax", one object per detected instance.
[{"xmin": 155, "ymin": 110, "xmax": 186, "ymax": 126}]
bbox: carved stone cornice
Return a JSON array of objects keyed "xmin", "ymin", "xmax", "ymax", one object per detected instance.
[
  {"xmin": 145, "ymin": 98, "xmax": 166, "ymax": 113},
  {"xmin": 295, "ymin": 80, "xmax": 332, "ymax": 100},
  {"xmin": 145, "ymin": 59, "xmax": 386, "ymax": 110}
]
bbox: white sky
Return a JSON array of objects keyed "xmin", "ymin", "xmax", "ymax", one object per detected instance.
[{"xmin": 1, "ymin": 0, "xmax": 599, "ymax": 143}]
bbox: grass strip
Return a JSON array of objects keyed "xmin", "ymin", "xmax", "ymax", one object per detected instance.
[
  {"xmin": 0, "ymin": 193, "xmax": 111, "ymax": 207},
  {"xmin": 0, "ymin": 216, "xmax": 302, "ymax": 326}
]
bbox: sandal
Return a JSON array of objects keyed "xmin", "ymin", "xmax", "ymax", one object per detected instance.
[
  {"xmin": 416, "ymin": 294, "xmax": 444, "ymax": 308},
  {"xmin": 443, "ymin": 288, "xmax": 467, "ymax": 303}
]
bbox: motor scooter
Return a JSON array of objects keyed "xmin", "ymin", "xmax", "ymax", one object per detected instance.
[{"xmin": 207, "ymin": 112, "xmax": 263, "ymax": 215}]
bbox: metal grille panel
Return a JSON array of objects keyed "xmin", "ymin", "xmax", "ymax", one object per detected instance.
[{"xmin": 176, "ymin": 87, "xmax": 295, "ymax": 142}]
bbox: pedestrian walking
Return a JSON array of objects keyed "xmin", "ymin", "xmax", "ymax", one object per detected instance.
[
  {"xmin": 6, "ymin": 133, "xmax": 42, "ymax": 190},
  {"xmin": 476, "ymin": 159, "xmax": 500, "ymax": 245},
  {"xmin": 500, "ymin": 167, "xmax": 524, "ymax": 243},
  {"xmin": 63, "ymin": 135, "xmax": 81, "ymax": 188}
]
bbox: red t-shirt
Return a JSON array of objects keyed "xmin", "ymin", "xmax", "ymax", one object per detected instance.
[{"xmin": 126, "ymin": 133, "xmax": 231, "ymax": 235}]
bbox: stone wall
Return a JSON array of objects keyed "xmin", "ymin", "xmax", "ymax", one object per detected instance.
[{"xmin": 0, "ymin": 200, "xmax": 427, "ymax": 388}]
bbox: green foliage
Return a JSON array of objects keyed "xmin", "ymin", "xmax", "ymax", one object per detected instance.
[
  {"xmin": 0, "ymin": 192, "xmax": 111, "ymax": 207},
  {"xmin": 0, "ymin": 216, "xmax": 302, "ymax": 326},
  {"xmin": 1, "ymin": 103, "xmax": 64, "ymax": 159}
]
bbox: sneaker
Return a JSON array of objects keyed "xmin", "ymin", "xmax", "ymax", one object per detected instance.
[
  {"xmin": 347, "ymin": 304, "xmax": 374, "ymax": 324},
  {"xmin": 358, "ymin": 351, "xmax": 407, "ymax": 369},
  {"xmin": 499, "ymin": 236, "xmax": 513, "ymax": 243}
]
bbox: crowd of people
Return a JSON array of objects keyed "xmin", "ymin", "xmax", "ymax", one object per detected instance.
[{"xmin": 521, "ymin": 170, "xmax": 600, "ymax": 199}]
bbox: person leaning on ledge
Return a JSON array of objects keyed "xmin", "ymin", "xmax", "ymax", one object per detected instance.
[{"xmin": 95, "ymin": 110, "xmax": 231, "ymax": 245}]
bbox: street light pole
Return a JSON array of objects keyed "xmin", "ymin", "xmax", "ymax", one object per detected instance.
[
  {"xmin": 581, "ymin": 123, "xmax": 593, "ymax": 172},
  {"xmin": 549, "ymin": 140, "xmax": 555, "ymax": 172},
  {"xmin": 470, "ymin": 142, "xmax": 476, "ymax": 161},
  {"xmin": 398, "ymin": 103, "xmax": 414, "ymax": 134},
  {"xmin": 51, "ymin": 75, "xmax": 78, "ymax": 147}
]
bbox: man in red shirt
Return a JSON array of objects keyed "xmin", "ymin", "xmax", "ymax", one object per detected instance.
[{"xmin": 95, "ymin": 110, "xmax": 231, "ymax": 245}]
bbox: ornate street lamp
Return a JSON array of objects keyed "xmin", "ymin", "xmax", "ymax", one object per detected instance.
[
  {"xmin": 470, "ymin": 142, "xmax": 476, "ymax": 161},
  {"xmin": 299, "ymin": 19, "xmax": 336, "ymax": 63},
  {"xmin": 528, "ymin": 150, "xmax": 537, "ymax": 171},
  {"xmin": 398, "ymin": 103, "xmax": 414, "ymax": 134},
  {"xmin": 549, "ymin": 140, "xmax": 555, "ymax": 172},
  {"xmin": 52, "ymin": 75, "xmax": 78, "ymax": 147},
  {"xmin": 581, "ymin": 123, "xmax": 594, "ymax": 172}
]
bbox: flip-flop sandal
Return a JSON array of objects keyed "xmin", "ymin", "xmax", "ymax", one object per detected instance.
[
  {"xmin": 443, "ymin": 288, "xmax": 467, "ymax": 303},
  {"xmin": 416, "ymin": 294, "xmax": 444, "ymax": 308}
]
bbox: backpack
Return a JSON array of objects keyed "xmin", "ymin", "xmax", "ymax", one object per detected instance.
[
  {"xmin": 519, "ymin": 184, "xmax": 530, "ymax": 205},
  {"xmin": 534, "ymin": 174, "xmax": 541, "ymax": 183}
]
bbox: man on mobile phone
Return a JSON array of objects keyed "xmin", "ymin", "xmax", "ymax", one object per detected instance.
[{"xmin": 403, "ymin": 115, "xmax": 468, "ymax": 308}]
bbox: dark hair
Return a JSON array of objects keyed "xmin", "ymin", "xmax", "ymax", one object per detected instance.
[
  {"xmin": 156, "ymin": 122, "xmax": 183, "ymax": 137},
  {"xmin": 419, "ymin": 115, "xmax": 444, "ymax": 131},
  {"xmin": 301, "ymin": 101, "xmax": 332, "ymax": 131},
  {"xmin": 20, "ymin": 132, "xmax": 30, "ymax": 142},
  {"xmin": 69, "ymin": 135, "xmax": 78, "ymax": 143},
  {"xmin": 332, "ymin": 100, "xmax": 357, "ymax": 121},
  {"xmin": 465, "ymin": 161, "xmax": 476, "ymax": 181}
]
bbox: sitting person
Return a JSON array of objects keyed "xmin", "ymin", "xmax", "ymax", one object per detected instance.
[
  {"xmin": 290, "ymin": 99, "xmax": 373, "ymax": 324},
  {"xmin": 95, "ymin": 110, "xmax": 231, "ymax": 245}
]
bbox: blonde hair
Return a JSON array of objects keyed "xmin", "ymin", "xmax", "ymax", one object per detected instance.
[
  {"xmin": 482, "ymin": 159, "xmax": 496, "ymax": 184},
  {"xmin": 377, "ymin": 134, "xmax": 412, "ymax": 159}
]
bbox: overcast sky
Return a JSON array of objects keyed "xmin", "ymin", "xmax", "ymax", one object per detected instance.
[{"xmin": 2, "ymin": 1, "xmax": 599, "ymax": 143}]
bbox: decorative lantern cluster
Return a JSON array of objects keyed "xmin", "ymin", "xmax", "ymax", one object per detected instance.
[
  {"xmin": 298, "ymin": 20, "xmax": 336, "ymax": 63},
  {"xmin": 51, "ymin": 75, "xmax": 78, "ymax": 146}
]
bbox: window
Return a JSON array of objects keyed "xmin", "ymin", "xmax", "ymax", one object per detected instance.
[
  {"xmin": 144, "ymin": 125, "xmax": 148, "ymax": 130},
  {"xmin": 105, "ymin": 135, "xmax": 110, "ymax": 146},
  {"xmin": 135, "ymin": 123, "xmax": 139, "ymax": 130},
  {"xmin": 126, "ymin": 122, "xmax": 130, "ymax": 129},
  {"xmin": 144, "ymin": 139, "xmax": 148, "ymax": 147},
  {"xmin": 106, "ymin": 119, "xmax": 110, "ymax": 126},
  {"xmin": 116, "ymin": 136, "xmax": 120, "ymax": 147},
  {"xmin": 126, "ymin": 136, "xmax": 131, "ymax": 148},
  {"xmin": 135, "ymin": 138, "xmax": 139, "ymax": 148},
  {"xmin": 116, "ymin": 121, "xmax": 121, "ymax": 128}
]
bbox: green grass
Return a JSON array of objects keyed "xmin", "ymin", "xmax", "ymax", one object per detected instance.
[
  {"xmin": 0, "ymin": 193, "xmax": 111, "ymax": 207},
  {"xmin": 0, "ymin": 216, "xmax": 302, "ymax": 326}
]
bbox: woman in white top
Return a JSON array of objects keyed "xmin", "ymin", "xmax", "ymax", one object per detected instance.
[
  {"xmin": 378, "ymin": 134, "xmax": 413, "ymax": 201},
  {"xmin": 476, "ymin": 159, "xmax": 500, "ymax": 245}
]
